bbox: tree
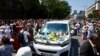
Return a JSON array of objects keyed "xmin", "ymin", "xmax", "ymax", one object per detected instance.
[
  {"xmin": 52, "ymin": 1, "xmax": 71, "ymax": 19},
  {"xmin": 0, "ymin": 0, "xmax": 71, "ymax": 19},
  {"xmin": 39, "ymin": 4, "xmax": 48, "ymax": 18},
  {"xmin": 0, "ymin": 0, "xmax": 24, "ymax": 19},
  {"xmin": 88, "ymin": 10, "xmax": 100, "ymax": 19},
  {"xmin": 19, "ymin": 0, "xmax": 41, "ymax": 18},
  {"xmin": 88, "ymin": 14, "xmax": 94, "ymax": 18},
  {"xmin": 41, "ymin": 0, "xmax": 71, "ymax": 19},
  {"xmin": 41, "ymin": 0, "xmax": 58, "ymax": 18}
]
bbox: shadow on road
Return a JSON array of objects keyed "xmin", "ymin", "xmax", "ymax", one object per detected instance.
[{"xmin": 70, "ymin": 38, "xmax": 80, "ymax": 56}]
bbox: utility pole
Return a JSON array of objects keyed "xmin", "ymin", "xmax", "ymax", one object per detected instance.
[{"xmin": 95, "ymin": 0, "xmax": 97, "ymax": 10}]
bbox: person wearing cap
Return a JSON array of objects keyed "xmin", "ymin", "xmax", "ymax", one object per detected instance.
[{"xmin": 80, "ymin": 22, "xmax": 100, "ymax": 56}]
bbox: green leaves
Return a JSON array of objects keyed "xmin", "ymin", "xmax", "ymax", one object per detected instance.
[
  {"xmin": 19, "ymin": 0, "xmax": 40, "ymax": 11},
  {"xmin": 0, "ymin": 0, "xmax": 71, "ymax": 19},
  {"xmin": 53, "ymin": 1, "xmax": 71, "ymax": 19},
  {"xmin": 88, "ymin": 10, "xmax": 100, "ymax": 19},
  {"xmin": 41, "ymin": 0, "xmax": 71, "ymax": 19}
]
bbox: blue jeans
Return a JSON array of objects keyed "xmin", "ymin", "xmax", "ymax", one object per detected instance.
[{"xmin": 87, "ymin": 30, "xmax": 92, "ymax": 39}]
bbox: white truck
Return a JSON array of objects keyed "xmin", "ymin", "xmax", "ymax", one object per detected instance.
[{"xmin": 33, "ymin": 20, "xmax": 73, "ymax": 56}]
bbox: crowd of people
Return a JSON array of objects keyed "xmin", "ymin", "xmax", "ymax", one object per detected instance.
[
  {"xmin": 0, "ymin": 19, "xmax": 47, "ymax": 56},
  {"xmin": 0, "ymin": 19, "xmax": 99, "ymax": 56},
  {"xmin": 64, "ymin": 19, "xmax": 100, "ymax": 56},
  {"xmin": 80, "ymin": 20, "xmax": 100, "ymax": 56},
  {"xmin": 81, "ymin": 20, "xmax": 98, "ymax": 40}
]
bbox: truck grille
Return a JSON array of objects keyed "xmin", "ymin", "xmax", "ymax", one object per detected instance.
[{"xmin": 39, "ymin": 49, "xmax": 57, "ymax": 54}]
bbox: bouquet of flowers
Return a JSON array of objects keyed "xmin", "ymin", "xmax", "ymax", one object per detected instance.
[{"xmin": 48, "ymin": 32, "xmax": 57, "ymax": 41}]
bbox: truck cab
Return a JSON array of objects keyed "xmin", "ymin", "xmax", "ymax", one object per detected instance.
[{"xmin": 33, "ymin": 20, "xmax": 73, "ymax": 56}]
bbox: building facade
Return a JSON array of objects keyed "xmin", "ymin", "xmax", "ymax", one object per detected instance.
[{"xmin": 85, "ymin": 0, "xmax": 100, "ymax": 18}]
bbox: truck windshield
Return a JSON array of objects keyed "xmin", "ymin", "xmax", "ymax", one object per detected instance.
[{"xmin": 40, "ymin": 23, "xmax": 68, "ymax": 33}]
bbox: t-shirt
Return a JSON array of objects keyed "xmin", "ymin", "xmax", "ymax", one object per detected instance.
[
  {"xmin": 0, "ymin": 44, "xmax": 13, "ymax": 56},
  {"xmin": 23, "ymin": 31, "xmax": 29, "ymax": 43},
  {"xmin": 15, "ymin": 46, "xmax": 32, "ymax": 56}
]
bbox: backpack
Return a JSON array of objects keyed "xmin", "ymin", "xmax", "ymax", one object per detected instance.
[{"xmin": 18, "ymin": 32, "xmax": 24, "ymax": 44}]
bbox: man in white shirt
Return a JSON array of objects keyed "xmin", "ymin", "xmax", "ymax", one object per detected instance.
[
  {"xmin": 23, "ymin": 28, "xmax": 30, "ymax": 46},
  {"xmin": 87, "ymin": 23, "xmax": 94, "ymax": 39},
  {"xmin": 15, "ymin": 46, "xmax": 32, "ymax": 56},
  {"xmin": 4, "ymin": 24, "xmax": 11, "ymax": 38}
]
